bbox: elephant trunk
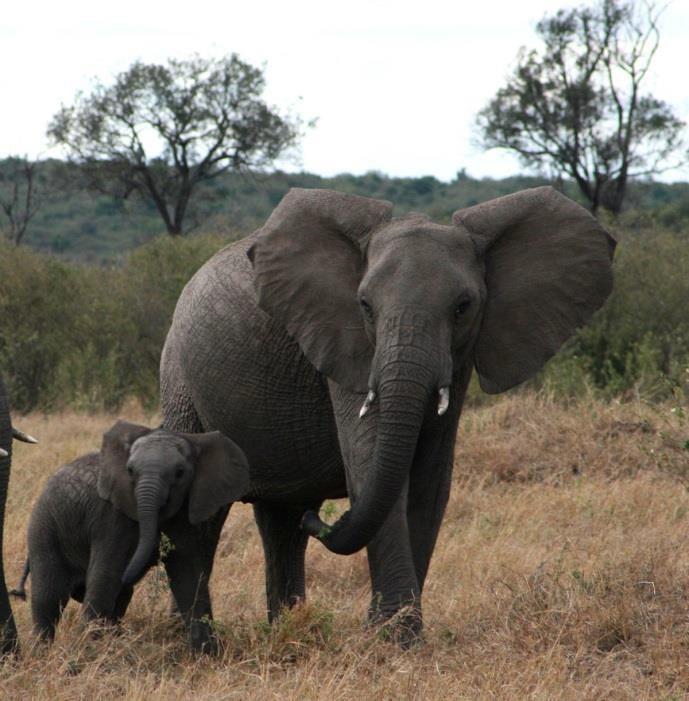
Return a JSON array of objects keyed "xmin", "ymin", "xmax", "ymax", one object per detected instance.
[
  {"xmin": 303, "ymin": 314, "xmax": 448, "ymax": 555},
  {"xmin": 122, "ymin": 475, "xmax": 167, "ymax": 586}
]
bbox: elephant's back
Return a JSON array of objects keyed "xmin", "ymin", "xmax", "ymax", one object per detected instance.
[
  {"xmin": 162, "ymin": 234, "xmax": 296, "ymax": 406},
  {"xmin": 35, "ymin": 453, "xmax": 100, "ymax": 513},
  {"xmin": 28, "ymin": 454, "xmax": 101, "ymax": 568},
  {"xmin": 165, "ymin": 234, "xmax": 264, "ymax": 354},
  {"xmin": 161, "ymin": 234, "xmax": 346, "ymax": 502}
]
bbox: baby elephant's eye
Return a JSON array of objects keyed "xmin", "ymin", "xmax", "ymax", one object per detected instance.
[
  {"xmin": 359, "ymin": 298, "xmax": 374, "ymax": 322},
  {"xmin": 175, "ymin": 468, "xmax": 184, "ymax": 480},
  {"xmin": 126, "ymin": 465, "xmax": 134, "ymax": 476},
  {"xmin": 455, "ymin": 298, "xmax": 471, "ymax": 319}
]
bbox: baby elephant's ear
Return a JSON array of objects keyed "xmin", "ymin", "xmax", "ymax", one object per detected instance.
[
  {"xmin": 98, "ymin": 420, "xmax": 152, "ymax": 520},
  {"xmin": 183, "ymin": 431, "xmax": 250, "ymax": 525}
]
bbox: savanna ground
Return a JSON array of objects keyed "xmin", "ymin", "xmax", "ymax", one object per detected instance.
[{"xmin": 2, "ymin": 392, "xmax": 689, "ymax": 699}]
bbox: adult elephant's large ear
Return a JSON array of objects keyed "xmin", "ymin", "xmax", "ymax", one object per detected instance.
[
  {"xmin": 98, "ymin": 420, "xmax": 152, "ymax": 520},
  {"xmin": 453, "ymin": 186, "xmax": 616, "ymax": 394},
  {"xmin": 247, "ymin": 188, "xmax": 393, "ymax": 392}
]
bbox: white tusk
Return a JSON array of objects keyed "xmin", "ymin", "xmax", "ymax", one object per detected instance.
[
  {"xmin": 0, "ymin": 447, "xmax": 7, "ymax": 458},
  {"xmin": 437, "ymin": 387, "xmax": 450, "ymax": 416},
  {"xmin": 12, "ymin": 427, "xmax": 38, "ymax": 444},
  {"xmin": 359, "ymin": 390, "xmax": 377, "ymax": 418}
]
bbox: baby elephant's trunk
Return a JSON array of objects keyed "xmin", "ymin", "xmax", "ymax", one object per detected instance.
[{"xmin": 122, "ymin": 476, "xmax": 166, "ymax": 586}]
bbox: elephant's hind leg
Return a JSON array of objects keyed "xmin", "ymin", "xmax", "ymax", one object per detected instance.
[
  {"xmin": 253, "ymin": 500, "xmax": 322, "ymax": 622},
  {"xmin": 30, "ymin": 554, "xmax": 72, "ymax": 641}
]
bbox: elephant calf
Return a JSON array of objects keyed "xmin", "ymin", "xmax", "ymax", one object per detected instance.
[{"xmin": 12, "ymin": 420, "xmax": 249, "ymax": 648}]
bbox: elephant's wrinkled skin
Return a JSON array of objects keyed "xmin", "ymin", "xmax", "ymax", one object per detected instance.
[
  {"xmin": 0, "ymin": 375, "xmax": 37, "ymax": 654},
  {"xmin": 15, "ymin": 421, "xmax": 248, "ymax": 650},
  {"xmin": 160, "ymin": 186, "xmax": 615, "ymax": 641},
  {"xmin": 0, "ymin": 375, "xmax": 18, "ymax": 654}
]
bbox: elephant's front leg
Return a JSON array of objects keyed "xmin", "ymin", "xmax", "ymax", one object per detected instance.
[
  {"xmin": 82, "ymin": 534, "xmax": 138, "ymax": 625},
  {"xmin": 407, "ymin": 367, "xmax": 471, "ymax": 592},
  {"xmin": 162, "ymin": 505, "xmax": 230, "ymax": 654},
  {"xmin": 406, "ymin": 431, "xmax": 454, "ymax": 594},
  {"xmin": 365, "ymin": 492, "xmax": 422, "ymax": 644},
  {"xmin": 333, "ymin": 393, "xmax": 421, "ymax": 644},
  {"xmin": 254, "ymin": 499, "xmax": 322, "ymax": 622}
]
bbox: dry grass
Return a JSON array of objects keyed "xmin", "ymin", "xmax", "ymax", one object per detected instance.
[{"xmin": 2, "ymin": 393, "xmax": 689, "ymax": 699}]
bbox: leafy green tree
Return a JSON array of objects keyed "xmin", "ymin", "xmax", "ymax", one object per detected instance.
[
  {"xmin": 476, "ymin": 0, "xmax": 686, "ymax": 214},
  {"xmin": 48, "ymin": 54, "xmax": 304, "ymax": 235}
]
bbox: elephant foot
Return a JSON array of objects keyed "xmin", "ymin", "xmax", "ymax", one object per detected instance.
[
  {"xmin": 188, "ymin": 619, "xmax": 220, "ymax": 655},
  {"xmin": 367, "ymin": 604, "xmax": 424, "ymax": 649},
  {"xmin": 81, "ymin": 616, "xmax": 115, "ymax": 639},
  {"xmin": 267, "ymin": 595, "xmax": 305, "ymax": 625}
]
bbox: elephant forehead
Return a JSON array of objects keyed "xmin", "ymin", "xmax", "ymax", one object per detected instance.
[
  {"xmin": 130, "ymin": 432, "xmax": 190, "ymax": 461},
  {"xmin": 369, "ymin": 218, "xmax": 476, "ymax": 259},
  {"xmin": 365, "ymin": 221, "xmax": 481, "ymax": 289}
]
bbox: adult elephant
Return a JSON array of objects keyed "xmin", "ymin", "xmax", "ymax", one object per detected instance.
[
  {"xmin": 160, "ymin": 186, "xmax": 615, "ymax": 646},
  {"xmin": 1, "ymin": 373, "xmax": 37, "ymax": 654}
]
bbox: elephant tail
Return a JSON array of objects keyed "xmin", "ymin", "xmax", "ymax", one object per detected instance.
[{"xmin": 9, "ymin": 558, "xmax": 29, "ymax": 601}]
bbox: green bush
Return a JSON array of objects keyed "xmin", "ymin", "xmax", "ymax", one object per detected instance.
[
  {"xmin": 537, "ymin": 228, "xmax": 689, "ymax": 402},
  {"xmin": 0, "ymin": 234, "xmax": 230, "ymax": 412}
]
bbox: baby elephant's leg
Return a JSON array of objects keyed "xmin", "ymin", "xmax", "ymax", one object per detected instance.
[
  {"xmin": 163, "ymin": 505, "xmax": 231, "ymax": 654},
  {"xmin": 81, "ymin": 547, "xmax": 132, "ymax": 625},
  {"xmin": 111, "ymin": 585, "xmax": 134, "ymax": 623},
  {"xmin": 30, "ymin": 553, "xmax": 72, "ymax": 641}
]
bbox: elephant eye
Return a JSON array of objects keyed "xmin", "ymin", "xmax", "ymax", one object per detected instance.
[
  {"xmin": 175, "ymin": 468, "xmax": 184, "ymax": 480},
  {"xmin": 455, "ymin": 298, "xmax": 471, "ymax": 319},
  {"xmin": 360, "ymin": 298, "xmax": 374, "ymax": 322},
  {"xmin": 126, "ymin": 465, "xmax": 134, "ymax": 476}
]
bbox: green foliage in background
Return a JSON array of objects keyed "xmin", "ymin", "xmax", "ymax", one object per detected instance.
[
  {"xmin": 0, "ymin": 234, "xmax": 230, "ymax": 412},
  {"xmin": 538, "ymin": 228, "xmax": 689, "ymax": 402},
  {"xmin": 8, "ymin": 158, "xmax": 689, "ymax": 262}
]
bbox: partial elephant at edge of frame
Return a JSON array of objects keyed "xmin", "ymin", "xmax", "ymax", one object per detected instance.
[{"xmin": 0, "ymin": 373, "xmax": 38, "ymax": 656}]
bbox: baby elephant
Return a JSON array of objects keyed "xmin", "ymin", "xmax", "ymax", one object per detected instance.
[{"xmin": 13, "ymin": 420, "xmax": 249, "ymax": 643}]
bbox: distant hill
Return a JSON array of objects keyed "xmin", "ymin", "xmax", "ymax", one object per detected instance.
[{"xmin": 3, "ymin": 159, "xmax": 689, "ymax": 261}]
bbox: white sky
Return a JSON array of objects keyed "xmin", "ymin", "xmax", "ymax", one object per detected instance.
[{"xmin": 2, "ymin": 0, "xmax": 689, "ymax": 182}]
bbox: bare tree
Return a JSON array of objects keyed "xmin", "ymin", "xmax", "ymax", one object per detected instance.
[
  {"xmin": 0, "ymin": 157, "xmax": 41, "ymax": 245},
  {"xmin": 476, "ymin": 0, "xmax": 685, "ymax": 214},
  {"xmin": 48, "ymin": 54, "xmax": 305, "ymax": 235}
]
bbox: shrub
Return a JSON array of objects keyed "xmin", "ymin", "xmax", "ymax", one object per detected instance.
[
  {"xmin": 0, "ymin": 234, "xmax": 229, "ymax": 411},
  {"xmin": 538, "ymin": 228, "xmax": 689, "ymax": 401}
]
